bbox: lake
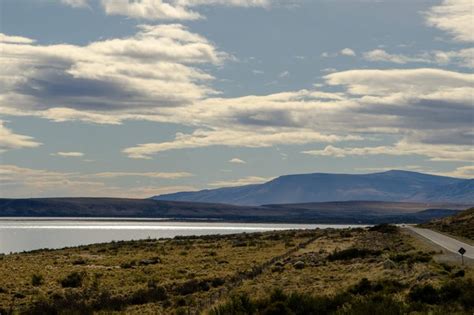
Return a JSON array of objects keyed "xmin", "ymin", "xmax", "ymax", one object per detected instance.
[{"xmin": 0, "ymin": 218, "xmax": 366, "ymax": 254}]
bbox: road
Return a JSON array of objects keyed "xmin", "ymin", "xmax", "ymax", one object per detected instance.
[{"xmin": 406, "ymin": 226, "xmax": 474, "ymax": 260}]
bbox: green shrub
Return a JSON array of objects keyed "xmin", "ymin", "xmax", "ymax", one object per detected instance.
[
  {"xmin": 389, "ymin": 251, "xmax": 431, "ymax": 264},
  {"xmin": 60, "ymin": 271, "xmax": 85, "ymax": 288},
  {"xmin": 408, "ymin": 284, "xmax": 439, "ymax": 304},
  {"xmin": 31, "ymin": 274, "xmax": 44, "ymax": 287},
  {"xmin": 210, "ymin": 294, "xmax": 256, "ymax": 315},
  {"xmin": 341, "ymin": 294, "xmax": 405, "ymax": 315},
  {"xmin": 328, "ymin": 248, "xmax": 381, "ymax": 261},
  {"xmin": 368, "ymin": 224, "xmax": 398, "ymax": 234}
]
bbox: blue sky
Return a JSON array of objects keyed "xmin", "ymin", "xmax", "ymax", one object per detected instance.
[{"xmin": 0, "ymin": 0, "xmax": 472, "ymax": 198}]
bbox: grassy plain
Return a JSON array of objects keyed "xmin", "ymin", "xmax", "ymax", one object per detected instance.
[{"xmin": 0, "ymin": 226, "xmax": 472, "ymax": 314}]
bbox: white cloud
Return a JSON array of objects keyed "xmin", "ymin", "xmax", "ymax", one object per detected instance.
[
  {"xmin": 0, "ymin": 33, "xmax": 35, "ymax": 44},
  {"xmin": 0, "ymin": 24, "xmax": 224, "ymax": 117},
  {"xmin": 364, "ymin": 48, "xmax": 474, "ymax": 68},
  {"xmin": 363, "ymin": 49, "xmax": 427, "ymax": 64},
  {"xmin": 325, "ymin": 68, "xmax": 473, "ymax": 96},
  {"xmin": 437, "ymin": 165, "xmax": 474, "ymax": 178},
  {"xmin": 101, "ymin": 0, "xmax": 201, "ymax": 21},
  {"xmin": 61, "ymin": 0, "xmax": 89, "ymax": 8},
  {"xmin": 92, "ymin": 171, "xmax": 193, "ymax": 179},
  {"xmin": 209, "ymin": 176, "xmax": 272, "ymax": 187},
  {"xmin": 340, "ymin": 48, "xmax": 356, "ymax": 56},
  {"xmin": 278, "ymin": 70, "xmax": 289, "ymax": 78},
  {"xmin": 425, "ymin": 0, "xmax": 474, "ymax": 42},
  {"xmin": 120, "ymin": 67, "xmax": 473, "ymax": 161},
  {"xmin": 321, "ymin": 49, "xmax": 356, "ymax": 58},
  {"xmin": 432, "ymin": 48, "xmax": 474, "ymax": 68},
  {"xmin": 123, "ymin": 128, "xmax": 359, "ymax": 159},
  {"xmin": 0, "ymin": 121, "xmax": 41, "ymax": 153},
  {"xmin": 0, "ymin": 164, "xmax": 194, "ymax": 198},
  {"xmin": 302, "ymin": 141, "xmax": 474, "ymax": 162},
  {"xmin": 229, "ymin": 158, "xmax": 246, "ymax": 164},
  {"xmin": 52, "ymin": 151, "xmax": 84, "ymax": 157},
  {"xmin": 100, "ymin": 0, "xmax": 269, "ymax": 21}
]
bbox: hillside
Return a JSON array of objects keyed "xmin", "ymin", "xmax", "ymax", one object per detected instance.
[
  {"xmin": 0, "ymin": 198, "xmax": 468, "ymax": 224},
  {"xmin": 1, "ymin": 226, "xmax": 472, "ymax": 314},
  {"xmin": 154, "ymin": 170, "xmax": 472, "ymax": 206},
  {"xmin": 422, "ymin": 207, "xmax": 474, "ymax": 241}
]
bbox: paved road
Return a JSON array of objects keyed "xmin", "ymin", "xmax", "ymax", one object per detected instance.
[{"xmin": 406, "ymin": 226, "xmax": 474, "ymax": 260}]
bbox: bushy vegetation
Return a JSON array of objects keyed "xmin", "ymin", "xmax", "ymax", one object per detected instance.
[
  {"xmin": 327, "ymin": 248, "xmax": 381, "ymax": 261},
  {"xmin": 421, "ymin": 207, "xmax": 474, "ymax": 240},
  {"xmin": 0, "ymin": 227, "xmax": 472, "ymax": 314},
  {"xmin": 389, "ymin": 251, "xmax": 432, "ymax": 265},
  {"xmin": 211, "ymin": 278, "xmax": 474, "ymax": 315},
  {"xmin": 31, "ymin": 274, "xmax": 44, "ymax": 287},
  {"xmin": 60, "ymin": 271, "xmax": 84, "ymax": 288},
  {"xmin": 368, "ymin": 223, "xmax": 399, "ymax": 234}
]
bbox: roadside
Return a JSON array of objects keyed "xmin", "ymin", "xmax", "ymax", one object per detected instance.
[{"xmin": 403, "ymin": 226, "xmax": 473, "ymax": 266}]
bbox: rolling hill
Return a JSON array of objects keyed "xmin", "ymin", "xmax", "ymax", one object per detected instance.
[
  {"xmin": 421, "ymin": 207, "xmax": 474, "ymax": 241},
  {"xmin": 0, "ymin": 198, "xmax": 468, "ymax": 224},
  {"xmin": 154, "ymin": 170, "xmax": 472, "ymax": 206}
]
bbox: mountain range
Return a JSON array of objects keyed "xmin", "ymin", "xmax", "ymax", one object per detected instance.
[{"xmin": 154, "ymin": 170, "xmax": 473, "ymax": 205}]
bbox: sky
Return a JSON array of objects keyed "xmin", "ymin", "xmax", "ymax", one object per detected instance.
[{"xmin": 0, "ymin": 0, "xmax": 473, "ymax": 198}]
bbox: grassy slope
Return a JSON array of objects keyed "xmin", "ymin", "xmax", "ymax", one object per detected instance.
[
  {"xmin": 421, "ymin": 207, "xmax": 474, "ymax": 241},
  {"xmin": 0, "ymin": 227, "xmax": 472, "ymax": 314}
]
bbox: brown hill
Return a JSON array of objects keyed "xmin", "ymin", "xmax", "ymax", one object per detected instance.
[{"xmin": 422, "ymin": 207, "xmax": 474, "ymax": 241}]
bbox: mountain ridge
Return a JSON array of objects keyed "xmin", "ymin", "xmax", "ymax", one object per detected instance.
[{"xmin": 154, "ymin": 170, "xmax": 472, "ymax": 205}]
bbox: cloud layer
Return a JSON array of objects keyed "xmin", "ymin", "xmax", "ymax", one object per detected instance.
[
  {"xmin": 0, "ymin": 24, "xmax": 223, "ymax": 117},
  {"xmin": 0, "ymin": 121, "xmax": 41, "ymax": 153}
]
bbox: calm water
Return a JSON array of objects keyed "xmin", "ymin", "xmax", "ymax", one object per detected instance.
[{"xmin": 0, "ymin": 218, "xmax": 365, "ymax": 254}]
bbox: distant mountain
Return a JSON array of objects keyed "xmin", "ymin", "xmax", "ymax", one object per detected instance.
[
  {"xmin": 408, "ymin": 179, "xmax": 474, "ymax": 204},
  {"xmin": 154, "ymin": 170, "xmax": 473, "ymax": 206},
  {"xmin": 0, "ymin": 198, "xmax": 468, "ymax": 224}
]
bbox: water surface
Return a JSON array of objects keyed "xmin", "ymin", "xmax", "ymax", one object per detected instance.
[{"xmin": 0, "ymin": 218, "xmax": 365, "ymax": 254}]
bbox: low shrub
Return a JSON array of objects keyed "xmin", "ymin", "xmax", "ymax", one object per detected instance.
[
  {"xmin": 60, "ymin": 271, "xmax": 85, "ymax": 288},
  {"xmin": 408, "ymin": 284, "xmax": 439, "ymax": 304},
  {"xmin": 390, "ymin": 251, "xmax": 431, "ymax": 264},
  {"xmin": 327, "ymin": 248, "xmax": 381, "ymax": 261},
  {"xmin": 368, "ymin": 224, "xmax": 399, "ymax": 234},
  {"xmin": 31, "ymin": 274, "xmax": 44, "ymax": 287}
]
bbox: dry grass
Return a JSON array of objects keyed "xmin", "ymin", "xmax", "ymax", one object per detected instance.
[{"xmin": 0, "ymin": 227, "xmax": 471, "ymax": 314}]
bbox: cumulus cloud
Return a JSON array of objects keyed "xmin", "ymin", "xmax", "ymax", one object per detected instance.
[
  {"xmin": 0, "ymin": 164, "xmax": 194, "ymax": 198},
  {"xmin": 302, "ymin": 142, "xmax": 474, "ymax": 162},
  {"xmin": 321, "ymin": 48, "xmax": 356, "ymax": 58},
  {"xmin": 438, "ymin": 165, "xmax": 474, "ymax": 178},
  {"xmin": 52, "ymin": 151, "xmax": 84, "ymax": 157},
  {"xmin": 0, "ymin": 33, "xmax": 35, "ymax": 44},
  {"xmin": 123, "ymin": 128, "xmax": 359, "ymax": 159},
  {"xmin": 120, "ymin": 67, "xmax": 473, "ymax": 161},
  {"xmin": 363, "ymin": 49, "xmax": 428, "ymax": 64},
  {"xmin": 100, "ymin": 0, "xmax": 269, "ymax": 21},
  {"xmin": 229, "ymin": 158, "xmax": 246, "ymax": 164},
  {"xmin": 92, "ymin": 171, "xmax": 193, "ymax": 179},
  {"xmin": 101, "ymin": 0, "xmax": 201, "ymax": 20},
  {"xmin": 209, "ymin": 176, "xmax": 272, "ymax": 187},
  {"xmin": 60, "ymin": 0, "xmax": 89, "ymax": 8},
  {"xmin": 425, "ymin": 0, "xmax": 474, "ymax": 42},
  {"xmin": 0, "ymin": 24, "xmax": 223, "ymax": 117},
  {"xmin": 325, "ymin": 68, "xmax": 473, "ymax": 96},
  {"xmin": 340, "ymin": 48, "xmax": 356, "ymax": 56},
  {"xmin": 364, "ymin": 48, "xmax": 474, "ymax": 68},
  {"xmin": 0, "ymin": 121, "xmax": 41, "ymax": 153}
]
